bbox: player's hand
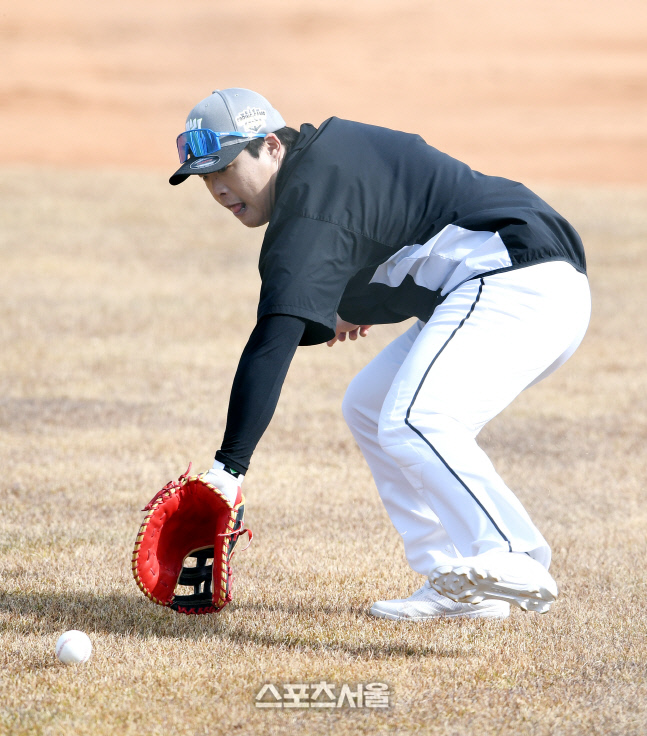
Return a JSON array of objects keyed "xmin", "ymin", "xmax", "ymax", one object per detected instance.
[{"xmin": 327, "ymin": 316, "xmax": 372, "ymax": 347}]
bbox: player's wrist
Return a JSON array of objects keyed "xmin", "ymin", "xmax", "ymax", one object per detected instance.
[
  {"xmin": 214, "ymin": 451, "xmax": 248, "ymax": 477},
  {"xmin": 212, "ymin": 458, "xmax": 244, "ymax": 480}
]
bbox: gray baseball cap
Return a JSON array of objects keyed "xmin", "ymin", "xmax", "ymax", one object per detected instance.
[{"xmin": 169, "ymin": 88, "xmax": 286, "ymax": 185}]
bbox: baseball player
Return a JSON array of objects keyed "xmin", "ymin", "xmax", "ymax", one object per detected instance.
[{"xmin": 169, "ymin": 88, "xmax": 590, "ymax": 620}]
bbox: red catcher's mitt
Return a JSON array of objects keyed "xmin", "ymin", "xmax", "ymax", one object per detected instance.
[{"xmin": 132, "ymin": 464, "xmax": 251, "ymax": 615}]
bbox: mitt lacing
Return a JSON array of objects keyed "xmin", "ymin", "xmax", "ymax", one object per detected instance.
[
  {"xmin": 142, "ymin": 463, "xmax": 193, "ymax": 511},
  {"xmin": 218, "ymin": 522, "xmax": 253, "ymax": 551}
]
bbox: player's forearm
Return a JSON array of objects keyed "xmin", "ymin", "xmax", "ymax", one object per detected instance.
[{"xmin": 215, "ymin": 314, "xmax": 305, "ymax": 473}]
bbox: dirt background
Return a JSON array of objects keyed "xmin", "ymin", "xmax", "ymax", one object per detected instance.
[{"xmin": 2, "ymin": 0, "xmax": 646, "ymax": 184}]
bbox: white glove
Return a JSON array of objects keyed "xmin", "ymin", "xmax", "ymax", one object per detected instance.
[{"xmin": 202, "ymin": 460, "xmax": 244, "ymax": 506}]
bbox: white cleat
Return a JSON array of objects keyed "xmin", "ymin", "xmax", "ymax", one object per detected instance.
[
  {"xmin": 369, "ymin": 580, "xmax": 510, "ymax": 620},
  {"xmin": 429, "ymin": 551, "xmax": 558, "ymax": 614}
]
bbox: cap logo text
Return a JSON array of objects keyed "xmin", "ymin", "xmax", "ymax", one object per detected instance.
[
  {"xmin": 235, "ymin": 106, "xmax": 267, "ymax": 134},
  {"xmin": 186, "ymin": 118, "xmax": 203, "ymax": 130}
]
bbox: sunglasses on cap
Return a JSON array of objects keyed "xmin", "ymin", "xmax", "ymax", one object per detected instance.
[{"xmin": 176, "ymin": 129, "xmax": 266, "ymax": 164}]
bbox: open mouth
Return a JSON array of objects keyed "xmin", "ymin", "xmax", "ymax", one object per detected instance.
[{"xmin": 229, "ymin": 202, "xmax": 246, "ymax": 216}]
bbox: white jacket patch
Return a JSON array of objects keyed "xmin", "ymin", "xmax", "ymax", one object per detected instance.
[{"xmin": 370, "ymin": 225, "xmax": 512, "ymax": 296}]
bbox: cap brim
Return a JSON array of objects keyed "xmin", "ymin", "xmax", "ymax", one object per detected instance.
[{"xmin": 169, "ymin": 140, "xmax": 252, "ymax": 186}]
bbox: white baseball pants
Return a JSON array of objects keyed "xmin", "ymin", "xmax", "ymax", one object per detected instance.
[{"xmin": 342, "ymin": 261, "xmax": 591, "ymax": 574}]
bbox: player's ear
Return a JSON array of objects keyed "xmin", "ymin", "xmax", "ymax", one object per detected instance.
[{"xmin": 263, "ymin": 133, "xmax": 282, "ymax": 161}]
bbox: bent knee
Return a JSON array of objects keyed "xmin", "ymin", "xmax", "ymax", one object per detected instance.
[
  {"xmin": 342, "ymin": 372, "xmax": 375, "ymax": 429},
  {"xmin": 378, "ymin": 406, "xmax": 468, "ymax": 452}
]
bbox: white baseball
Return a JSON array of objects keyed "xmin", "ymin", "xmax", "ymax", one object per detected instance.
[{"xmin": 55, "ymin": 630, "xmax": 92, "ymax": 664}]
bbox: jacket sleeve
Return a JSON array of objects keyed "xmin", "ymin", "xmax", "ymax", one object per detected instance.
[{"xmin": 215, "ymin": 314, "xmax": 305, "ymax": 473}]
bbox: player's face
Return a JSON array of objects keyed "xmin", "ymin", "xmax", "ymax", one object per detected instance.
[{"xmin": 200, "ymin": 137, "xmax": 283, "ymax": 228}]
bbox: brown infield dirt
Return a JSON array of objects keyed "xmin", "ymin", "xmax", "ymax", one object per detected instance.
[
  {"xmin": 2, "ymin": 0, "xmax": 646, "ymax": 184},
  {"xmin": 1, "ymin": 2, "xmax": 647, "ymax": 736}
]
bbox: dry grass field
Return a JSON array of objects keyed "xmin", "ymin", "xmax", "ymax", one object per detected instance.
[{"xmin": 1, "ymin": 167, "xmax": 646, "ymax": 735}]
